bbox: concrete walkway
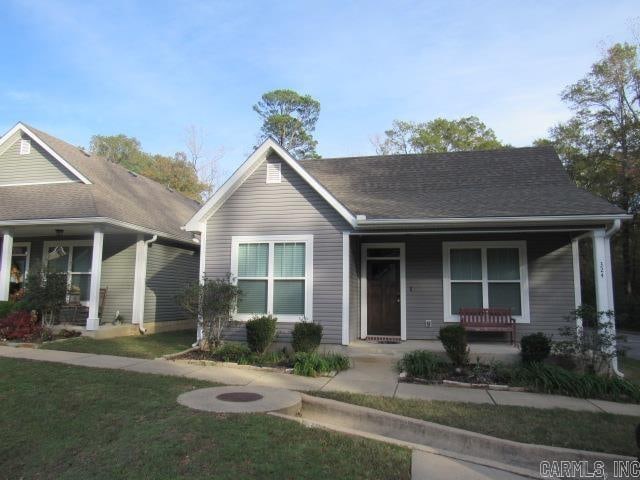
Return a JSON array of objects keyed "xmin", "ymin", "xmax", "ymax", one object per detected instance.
[{"xmin": 1, "ymin": 346, "xmax": 639, "ymax": 416}]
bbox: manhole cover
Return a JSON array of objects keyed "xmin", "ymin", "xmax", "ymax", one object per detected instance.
[{"xmin": 216, "ymin": 392, "xmax": 264, "ymax": 402}]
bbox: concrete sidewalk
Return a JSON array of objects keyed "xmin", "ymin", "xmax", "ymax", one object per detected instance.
[{"xmin": 1, "ymin": 346, "xmax": 639, "ymax": 416}]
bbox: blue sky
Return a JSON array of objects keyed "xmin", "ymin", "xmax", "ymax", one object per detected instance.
[{"xmin": 1, "ymin": 1, "xmax": 637, "ymax": 176}]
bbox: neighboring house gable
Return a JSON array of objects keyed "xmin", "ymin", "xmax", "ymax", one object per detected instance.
[{"xmin": 0, "ymin": 131, "xmax": 79, "ymax": 186}]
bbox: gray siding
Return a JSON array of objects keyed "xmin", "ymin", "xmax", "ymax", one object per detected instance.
[
  {"xmin": 100, "ymin": 235, "xmax": 137, "ymax": 323},
  {"xmin": 204, "ymin": 154, "xmax": 350, "ymax": 344},
  {"xmin": 0, "ymin": 132, "xmax": 78, "ymax": 186},
  {"xmin": 357, "ymin": 233, "xmax": 576, "ymax": 341},
  {"xmin": 145, "ymin": 240, "xmax": 199, "ymax": 323}
]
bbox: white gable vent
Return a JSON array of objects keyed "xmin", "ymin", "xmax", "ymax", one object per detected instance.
[
  {"xmin": 19, "ymin": 139, "xmax": 31, "ymax": 155},
  {"xmin": 266, "ymin": 163, "xmax": 282, "ymax": 184}
]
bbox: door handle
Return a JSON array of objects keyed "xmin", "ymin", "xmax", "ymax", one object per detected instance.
[{"xmin": 396, "ymin": 295, "xmax": 400, "ymax": 304}]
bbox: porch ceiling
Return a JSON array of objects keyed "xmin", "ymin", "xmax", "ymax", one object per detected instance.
[{"xmin": 3, "ymin": 222, "xmax": 140, "ymax": 238}]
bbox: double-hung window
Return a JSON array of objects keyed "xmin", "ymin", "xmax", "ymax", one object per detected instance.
[
  {"xmin": 43, "ymin": 241, "xmax": 93, "ymax": 304},
  {"xmin": 231, "ymin": 235, "xmax": 313, "ymax": 322},
  {"xmin": 443, "ymin": 241, "xmax": 529, "ymax": 323}
]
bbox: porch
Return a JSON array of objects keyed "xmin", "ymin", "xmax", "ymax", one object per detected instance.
[
  {"xmin": 342, "ymin": 226, "xmax": 618, "ymax": 355},
  {"xmin": 0, "ymin": 223, "xmax": 155, "ymax": 331}
]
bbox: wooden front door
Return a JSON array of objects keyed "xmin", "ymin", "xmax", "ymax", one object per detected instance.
[{"xmin": 367, "ymin": 259, "xmax": 401, "ymax": 336}]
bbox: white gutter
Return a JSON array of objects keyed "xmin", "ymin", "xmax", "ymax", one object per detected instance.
[{"xmin": 137, "ymin": 235, "xmax": 157, "ymax": 334}]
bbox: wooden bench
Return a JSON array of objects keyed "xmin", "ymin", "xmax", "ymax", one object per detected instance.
[{"xmin": 459, "ymin": 307, "xmax": 516, "ymax": 345}]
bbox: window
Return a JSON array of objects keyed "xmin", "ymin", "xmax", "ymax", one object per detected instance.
[
  {"xmin": 266, "ymin": 163, "xmax": 282, "ymax": 183},
  {"xmin": 443, "ymin": 241, "xmax": 529, "ymax": 323},
  {"xmin": 19, "ymin": 139, "xmax": 31, "ymax": 155},
  {"xmin": 43, "ymin": 241, "xmax": 93, "ymax": 304},
  {"xmin": 9, "ymin": 243, "xmax": 30, "ymax": 296},
  {"xmin": 231, "ymin": 236, "xmax": 313, "ymax": 321}
]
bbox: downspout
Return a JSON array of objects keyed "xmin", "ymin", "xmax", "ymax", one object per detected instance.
[
  {"xmin": 604, "ymin": 220, "xmax": 623, "ymax": 377},
  {"xmin": 138, "ymin": 235, "xmax": 157, "ymax": 334}
]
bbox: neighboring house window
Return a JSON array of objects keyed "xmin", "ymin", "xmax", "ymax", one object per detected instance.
[
  {"xmin": 19, "ymin": 139, "xmax": 31, "ymax": 155},
  {"xmin": 231, "ymin": 235, "xmax": 313, "ymax": 321},
  {"xmin": 43, "ymin": 241, "xmax": 93, "ymax": 304},
  {"xmin": 266, "ymin": 163, "xmax": 282, "ymax": 183},
  {"xmin": 442, "ymin": 241, "xmax": 530, "ymax": 323}
]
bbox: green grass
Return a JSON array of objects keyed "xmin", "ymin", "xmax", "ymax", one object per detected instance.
[
  {"xmin": 0, "ymin": 358, "xmax": 410, "ymax": 479},
  {"xmin": 620, "ymin": 357, "xmax": 640, "ymax": 385},
  {"xmin": 314, "ymin": 391, "xmax": 639, "ymax": 457},
  {"xmin": 41, "ymin": 330, "xmax": 197, "ymax": 359}
]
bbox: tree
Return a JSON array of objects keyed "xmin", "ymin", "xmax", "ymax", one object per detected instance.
[
  {"xmin": 89, "ymin": 134, "xmax": 147, "ymax": 171},
  {"xmin": 373, "ymin": 116, "xmax": 506, "ymax": 155},
  {"xmin": 540, "ymin": 42, "xmax": 640, "ymax": 322},
  {"xmin": 140, "ymin": 154, "xmax": 209, "ymax": 201},
  {"xmin": 253, "ymin": 89, "xmax": 321, "ymax": 158}
]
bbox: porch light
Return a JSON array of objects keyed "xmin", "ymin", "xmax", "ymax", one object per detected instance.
[{"xmin": 47, "ymin": 229, "xmax": 67, "ymax": 261}]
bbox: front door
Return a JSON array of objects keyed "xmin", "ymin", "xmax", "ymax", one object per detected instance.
[{"xmin": 367, "ymin": 259, "xmax": 401, "ymax": 336}]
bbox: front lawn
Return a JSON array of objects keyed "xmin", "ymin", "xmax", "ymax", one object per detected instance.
[
  {"xmin": 314, "ymin": 391, "xmax": 639, "ymax": 457},
  {"xmin": 41, "ymin": 330, "xmax": 196, "ymax": 359},
  {"xmin": 0, "ymin": 358, "xmax": 409, "ymax": 479}
]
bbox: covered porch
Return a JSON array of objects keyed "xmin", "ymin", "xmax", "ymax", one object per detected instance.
[
  {"xmin": 341, "ymin": 224, "xmax": 619, "ymax": 357},
  {"xmin": 0, "ymin": 221, "xmax": 157, "ymax": 331}
]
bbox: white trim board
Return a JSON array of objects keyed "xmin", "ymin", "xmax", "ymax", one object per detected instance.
[
  {"xmin": 442, "ymin": 240, "xmax": 530, "ymax": 323},
  {"xmin": 341, "ymin": 232, "xmax": 350, "ymax": 346},
  {"xmin": 360, "ymin": 242, "xmax": 406, "ymax": 340},
  {"xmin": 229, "ymin": 234, "xmax": 314, "ymax": 323},
  {"xmin": 0, "ymin": 122, "xmax": 92, "ymax": 185},
  {"xmin": 185, "ymin": 138, "xmax": 357, "ymax": 231}
]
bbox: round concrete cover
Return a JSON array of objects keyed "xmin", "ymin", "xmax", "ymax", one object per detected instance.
[{"xmin": 177, "ymin": 386, "xmax": 301, "ymax": 414}]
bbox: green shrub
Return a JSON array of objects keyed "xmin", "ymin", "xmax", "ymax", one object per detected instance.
[
  {"xmin": 245, "ymin": 315, "xmax": 277, "ymax": 354},
  {"xmin": 398, "ymin": 350, "xmax": 448, "ymax": 380},
  {"xmin": 292, "ymin": 321, "xmax": 323, "ymax": 352},
  {"xmin": 214, "ymin": 342, "xmax": 252, "ymax": 362},
  {"xmin": 293, "ymin": 352, "xmax": 350, "ymax": 377},
  {"xmin": 520, "ymin": 332, "xmax": 551, "ymax": 364},
  {"xmin": 0, "ymin": 301, "xmax": 15, "ymax": 319},
  {"xmin": 512, "ymin": 363, "xmax": 640, "ymax": 403},
  {"xmin": 438, "ymin": 325, "xmax": 469, "ymax": 367}
]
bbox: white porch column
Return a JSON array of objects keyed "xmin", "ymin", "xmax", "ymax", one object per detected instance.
[
  {"xmin": 196, "ymin": 226, "xmax": 206, "ymax": 343},
  {"xmin": 132, "ymin": 235, "xmax": 148, "ymax": 325},
  {"xmin": 0, "ymin": 230, "xmax": 13, "ymax": 301},
  {"xmin": 571, "ymin": 237, "xmax": 583, "ymax": 337},
  {"xmin": 341, "ymin": 232, "xmax": 350, "ymax": 346},
  {"xmin": 86, "ymin": 228, "xmax": 104, "ymax": 330},
  {"xmin": 592, "ymin": 228, "xmax": 618, "ymax": 371}
]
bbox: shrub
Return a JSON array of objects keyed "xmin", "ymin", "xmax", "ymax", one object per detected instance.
[
  {"xmin": 23, "ymin": 269, "xmax": 68, "ymax": 326},
  {"xmin": 438, "ymin": 325, "xmax": 469, "ymax": 367},
  {"xmin": 175, "ymin": 275, "xmax": 240, "ymax": 351},
  {"xmin": 292, "ymin": 321, "xmax": 323, "ymax": 353},
  {"xmin": 512, "ymin": 363, "xmax": 640, "ymax": 403},
  {"xmin": 0, "ymin": 301, "xmax": 15, "ymax": 319},
  {"xmin": 0, "ymin": 311, "xmax": 42, "ymax": 341},
  {"xmin": 398, "ymin": 350, "xmax": 448, "ymax": 380},
  {"xmin": 520, "ymin": 332, "xmax": 551, "ymax": 364},
  {"xmin": 245, "ymin": 315, "xmax": 277, "ymax": 354},
  {"xmin": 57, "ymin": 329, "xmax": 82, "ymax": 339},
  {"xmin": 214, "ymin": 342, "xmax": 252, "ymax": 362},
  {"xmin": 293, "ymin": 352, "xmax": 350, "ymax": 377}
]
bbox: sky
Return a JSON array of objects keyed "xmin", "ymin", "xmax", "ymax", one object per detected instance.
[{"xmin": 0, "ymin": 0, "xmax": 638, "ymax": 177}]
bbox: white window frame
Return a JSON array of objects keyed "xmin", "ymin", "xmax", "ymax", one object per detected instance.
[
  {"xmin": 10, "ymin": 241, "xmax": 31, "ymax": 286},
  {"xmin": 442, "ymin": 240, "xmax": 530, "ymax": 323},
  {"xmin": 43, "ymin": 240, "xmax": 93, "ymax": 306},
  {"xmin": 230, "ymin": 235, "xmax": 313, "ymax": 322},
  {"xmin": 360, "ymin": 243, "xmax": 407, "ymax": 340}
]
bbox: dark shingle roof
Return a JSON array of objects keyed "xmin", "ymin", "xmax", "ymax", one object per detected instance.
[
  {"xmin": 299, "ymin": 147, "xmax": 624, "ymax": 219},
  {"xmin": 0, "ymin": 124, "xmax": 200, "ymax": 242}
]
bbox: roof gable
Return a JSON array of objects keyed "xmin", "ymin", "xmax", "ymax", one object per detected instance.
[
  {"xmin": 0, "ymin": 123, "xmax": 91, "ymax": 185},
  {"xmin": 185, "ymin": 138, "xmax": 357, "ymax": 231}
]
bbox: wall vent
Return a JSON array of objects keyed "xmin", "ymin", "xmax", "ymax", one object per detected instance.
[
  {"xmin": 19, "ymin": 139, "xmax": 31, "ymax": 155},
  {"xmin": 266, "ymin": 163, "xmax": 282, "ymax": 184}
]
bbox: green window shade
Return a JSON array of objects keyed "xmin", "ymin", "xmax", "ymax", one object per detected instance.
[
  {"xmin": 47, "ymin": 248, "xmax": 69, "ymax": 273},
  {"xmin": 72, "ymin": 246, "xmax": 93, "ymax": 272},
  {"xmin": 451, "ymin": 283, "xmax": 482, "ymax": 314},
  {"xmin": 489, "ymin": 283, "xmax": 521, "ymax": 315},
  {"xmin": 273, "ymin": 280, "xmax": 305, "ymax": 315},
  {"xmin": 487, "ymin": 248, "xmax": 520, "ymax": 280},
  {"xmin": 450, "ymin": 249, "xmax": 482, "ymax": 280},
  {"xmin": 238, "ymin": 243, "xmax": 268, "ymax": 277},
  {"xmin": 237, "ymin": 280, "xmax": 267, "ymax": 314},
  {"xmin": 71, "ymin": 275, "xmax": 90, "ymax": 302},
  {"xmin": 274, "ymin": 243, "xmax": 305, "ymax": 277}
]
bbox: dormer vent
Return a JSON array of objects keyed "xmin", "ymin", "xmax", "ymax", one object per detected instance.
[
  {"xmin": 266, "ymin": 163, "xmax": 282, "ymax": 183},
  {"xmin": 19, "ymin": 139, "xmax": 31, "ymax": 155}
]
